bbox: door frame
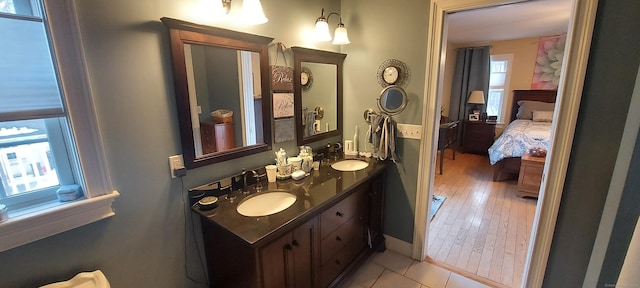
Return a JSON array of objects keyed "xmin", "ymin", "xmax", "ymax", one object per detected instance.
[{"xmin": 413, "ymin": 0, "xmax": 599, "ymax": 287}]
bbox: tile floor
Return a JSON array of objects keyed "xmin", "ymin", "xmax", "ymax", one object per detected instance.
[{"xmin": 341, "ymin": 249, "xmax": 490, "ymax": 288}]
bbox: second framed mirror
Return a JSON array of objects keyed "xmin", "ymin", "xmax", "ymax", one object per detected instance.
[{"xmin": 292, "ymin": 47, "xmax": 346, "ymax": 145}]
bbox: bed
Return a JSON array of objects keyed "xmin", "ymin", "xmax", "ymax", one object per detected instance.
[{"xmin": 490, "ymin": 90, "xmax": 557, "ymax": 181}]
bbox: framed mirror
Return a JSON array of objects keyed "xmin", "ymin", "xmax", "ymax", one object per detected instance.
[
  {"xmin": 162, "ymin": 17, "xmax": 273, "ymax": 169},
  {"xmin": 291, "ymin": 47, "xmax": 346, "ymax": 145},
  {"xmin": 378, "ymin": 85, "xmax": 408, "ymax": 115}
]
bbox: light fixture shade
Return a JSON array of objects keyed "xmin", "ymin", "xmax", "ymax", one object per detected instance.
[
  {"xmin": 242, "ymin": 0, "xmax": 268, "ymax": 25},
  {"xmin": 332, "ymin": 24, "xmax": 350, "ymax": 45},
  {"xmin": 468, "ymin": 90, "xmax": 485, "ymax": 104},
  {"xmin": 315, "ymin": 19, "xmax": 332, "ymax": 42}
]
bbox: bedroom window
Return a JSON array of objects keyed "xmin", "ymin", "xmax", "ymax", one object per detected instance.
[{"xmin": 487, "ymin": 54, "xmax": 513, "ymax": 123}]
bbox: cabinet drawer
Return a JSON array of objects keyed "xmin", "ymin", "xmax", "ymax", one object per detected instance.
[
  {"xmin": 321, "ymin": 190, "xmax": 363, "ymax": 239},
  {"xmin": 321, "ymin": 215, "xmax": 363, "ymax": 264},
  {"xmin": 319, "ymin": 237, "xmax": 363, "ymax": 288}
]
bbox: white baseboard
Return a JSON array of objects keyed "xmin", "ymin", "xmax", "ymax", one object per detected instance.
[{"xmin": 383, "ymin": 234, "xmax": 413, "ymax": 258}]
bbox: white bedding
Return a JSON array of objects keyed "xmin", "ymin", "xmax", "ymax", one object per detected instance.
[{"xmin": 488, "ymin": 119, "xmax": 552, "ymax": 165}]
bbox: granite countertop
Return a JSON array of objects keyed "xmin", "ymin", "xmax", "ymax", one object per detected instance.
[{"xmin": 192, "ymin": 157, "xmax": 388, "ymax": 246}]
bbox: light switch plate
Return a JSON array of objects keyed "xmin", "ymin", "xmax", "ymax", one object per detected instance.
[{"xmin": 396, "ymin": 123, "xmax": 422, "ymax": 139}]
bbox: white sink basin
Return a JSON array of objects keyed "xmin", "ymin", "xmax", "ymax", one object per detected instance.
[
  {"xmin": 236, "ymin": 190, "xmax": 297, "ymax": 217},
  {"xmin": 331, "ymin": 160, "xmax": 369, "ymax": 172}
]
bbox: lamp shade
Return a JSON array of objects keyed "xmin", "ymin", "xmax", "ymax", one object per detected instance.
[
  {"xmin": 332, "ymin": 24, "xmax": 350, "ymax": 45},
  {"xmin": 467, "ymin": 90, "xmax": 485, "ymax": 104},
  {"xmin": 315, "ymin": 19, "xmax": 332, "ymax": 42},
  {"xmin": 242, "ymin": 0, "xmax": 268, "ymax": 25}
]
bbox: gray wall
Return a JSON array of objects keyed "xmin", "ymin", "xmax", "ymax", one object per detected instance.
[{"xmin": 342, "ymin": 0, "xmax": 428, "ymax": 243}]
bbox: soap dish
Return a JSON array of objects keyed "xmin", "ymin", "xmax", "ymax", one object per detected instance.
[
  {"xmin": 197, "ymin": 196, "xmax": 218, "ymax": 211},
  {"xmin": 276, "ymin": 173, "xmax": 291, "ymax": 180}
]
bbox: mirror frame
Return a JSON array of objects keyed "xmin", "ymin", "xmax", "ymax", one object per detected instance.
[
  {"xmin": 378, "ymin": 85, "xmax": 408, "ymax": 115},
  {"xmin": 291, "ymin": 46, "xmax": 346, "ymax": 145},
  {"xmin": 161, "ymin": 17, "xmax": 274, "ymax": 169}
]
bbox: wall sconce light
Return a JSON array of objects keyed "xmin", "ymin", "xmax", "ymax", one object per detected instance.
[
  {"xmin": 314, "ymin": 8, "xmax": 350, "ymax": 45},
  {"xmin": 219, "ymin": 0, "xmax": 268, "ymax": 25}
]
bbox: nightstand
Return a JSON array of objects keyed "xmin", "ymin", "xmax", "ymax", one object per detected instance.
[
  {"xmin": 462, "ymin": 120, "xmax": 496, "ymax": 155},
  {"xmin": 517, "ymin": 153, "xmax": 546, "ymax": 198}
]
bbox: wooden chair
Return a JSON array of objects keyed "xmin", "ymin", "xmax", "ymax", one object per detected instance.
[{"xmin": 437, "ymin": 120, "xmax": 459, "ymax": 175}]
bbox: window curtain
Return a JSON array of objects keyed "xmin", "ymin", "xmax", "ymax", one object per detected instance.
[{"xmin": 449, "ymin": 46, "xmax": 490, "ymax": 147}]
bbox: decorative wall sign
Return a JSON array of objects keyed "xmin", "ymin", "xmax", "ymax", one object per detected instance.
[
  {"xmin": 531, "ymin": 35, "xmax": 566, "ymax": 90},
  {"xmin": 271, "ymin": 42, "xmax": 294, "ymax": 91},
  {"xmin": 271, "ymin": 66, "xmax": 294, "ymax": 91},
  {"xmin": 274, "ymin": 117, "xmax": 295, "ymax": 143},
  {"xmin": 273, "ymin": 92, "xmax": 294, "ymax": 118}
]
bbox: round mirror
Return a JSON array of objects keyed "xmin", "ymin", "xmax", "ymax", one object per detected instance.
[{"xmin": 378, "ymin": 85, "xmax": 408, "ymax": 115}]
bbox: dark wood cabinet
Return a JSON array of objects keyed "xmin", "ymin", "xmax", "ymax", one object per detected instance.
[
  {"xmin": 320, "ymin": 187, "xmax": 367, "ymax": 288},
  {"xmin": 368, "ymin": 176, "xmax": 385, "ymax": 250},
  {"xmin": 463, "ymin": 120, "xmax": 496, "ymax": 155},
  {"xmin": 261, "ymin": 217, "xmax": 318, "ymax": 288},
  {"xmin": 199, "ymin": 170, "xmax": 386, "ymax": 288},
  {"xmin": 200, "ymin": 120, "xmax": 236, "ymax": 154}
]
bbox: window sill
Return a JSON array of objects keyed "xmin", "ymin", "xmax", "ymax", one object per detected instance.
[{"xmin": 0, "ymin": 191, "xmax": 119, "ymax": 253}]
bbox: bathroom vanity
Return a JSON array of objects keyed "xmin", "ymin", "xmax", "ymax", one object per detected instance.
[{"xmin": 192, "ymin": 159, "xmax": 387, "ymax": 288}]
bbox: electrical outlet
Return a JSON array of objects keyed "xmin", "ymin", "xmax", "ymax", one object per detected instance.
[
  {"xmin": 396, "ymin": 123, "xmax": 422, "ymax": 139},
  {"xmin": 168, "ymin": 154, "xmax": 185, "ymax": 178}
]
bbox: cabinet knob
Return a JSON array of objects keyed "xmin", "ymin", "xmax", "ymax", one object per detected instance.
[
  {"xmin": 335, "ymin": 260, "xmax": 342, "ymax": 265},
  {"xmin": 336, "ymin": 211, "xmax": 344, "ymax": 217},
  {"xmin": 292, "ymin": 240, "xmax": 299, "ymax": 247},
  {"xmin": 335, "ymin": 236, "xmax": 342, "ymax": 241}
]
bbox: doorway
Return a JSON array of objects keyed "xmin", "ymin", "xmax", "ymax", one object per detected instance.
[{"xmin": 413, "ymin": 0, "xmax": 599, "ymax": 287}]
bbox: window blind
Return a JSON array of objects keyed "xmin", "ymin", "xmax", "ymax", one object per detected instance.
[{"xmin": 0, "ymin": 15, "xmax": 64, "ymax": 122}]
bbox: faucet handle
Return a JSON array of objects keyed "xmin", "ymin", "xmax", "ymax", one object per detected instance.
[{"xmin": 251, "ymin": 170, "xmax": 264, "ymax": 191}]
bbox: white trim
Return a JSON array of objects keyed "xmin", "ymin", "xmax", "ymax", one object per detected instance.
[
  {"xmin": 582, "ymin": 61, "xmax": 640, "ymax": 287},
  {"xmin": 414, "ymin": 1, "xmax": 598, "ymax": 288},
  {"xmin": 383, "ymin": 234, "xmax": 413, "ymax": 258},
  {"xmin": 0, "ymin": 191, "xmax": 119, "ymax": 252},
  {"xmin": 44, "ymin": 0, "xmax": 114, "ymax": 198}
]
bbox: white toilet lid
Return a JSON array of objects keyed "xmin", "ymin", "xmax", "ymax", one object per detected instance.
[{"xmin": 40, "ymin": 270, "xmax": 110, "ymax": 288}]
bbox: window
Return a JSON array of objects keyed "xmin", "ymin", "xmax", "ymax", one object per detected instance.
[
  {"xmin": 0, "ymin": 0, "xmax": 117, "ymax": 252},
  {"xmin": 0, "ymin": 0, "xmax": 78, "ymax": 209},
  {"xmin": 487, "ymin": 54, "xmax": 513, "ymax": 123}
]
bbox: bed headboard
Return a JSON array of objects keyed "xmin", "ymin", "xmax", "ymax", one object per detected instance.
[{"xmin": 510, "ymin": 90, "xmax": 558, "ymax": 122}]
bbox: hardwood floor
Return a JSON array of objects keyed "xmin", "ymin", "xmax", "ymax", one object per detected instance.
[{"xmin": 427, "ymin": 151, "xmax": 537, "ymax": 288}]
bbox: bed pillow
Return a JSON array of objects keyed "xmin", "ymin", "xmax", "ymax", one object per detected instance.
[
  {"xmin": 532, "ymin": 110, "xmax": 554, "ymax": 122},
  {"xmin": 516, "ymin": 100, "xmax": 555, "ymax": 119}
]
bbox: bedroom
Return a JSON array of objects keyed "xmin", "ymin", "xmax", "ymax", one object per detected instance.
[{"xmin": 427, "ymin": 1, "xmax": 570, "ymax": 287}]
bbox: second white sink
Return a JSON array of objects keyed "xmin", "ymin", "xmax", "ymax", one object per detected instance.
[
  {"xmin": 236, "ymin": 190, "xmax": 297, "ymax": 217},
  {"xmin": 331, "ymin": 160, "xmax": 369, "ymax": 172}
]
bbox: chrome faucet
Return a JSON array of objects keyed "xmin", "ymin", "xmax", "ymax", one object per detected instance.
[
  {"xmin": 251, "ymin": 170, "xmax": 264, "ymax": 192},
  {"xmin": 241, "ymin": 169, "xmax": 264, "ymax": 194}
]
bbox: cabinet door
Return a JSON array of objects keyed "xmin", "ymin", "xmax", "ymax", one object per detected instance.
[
  {"xmin": 292, "ymin": 217, "xmax": 318, "ymax": 288},
  {"xmin": 261, "ymin": 217, "xmax": 318, "ymax": 288},
  {"xmin": 261, "ymin": 232, "xmax": 295, "ymax": 288},
  {"xmin": 368, "ymin": 174, "xmax": 385, "ymax": 248}
]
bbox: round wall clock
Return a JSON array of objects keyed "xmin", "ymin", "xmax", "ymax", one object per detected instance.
[
  {"xmin": 376, "ymin": 59, "xmax": 409, "ymax": 88},
  {"xmin": 301, "ymin": 66, "xmax": 313, "ymax": 91}
]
